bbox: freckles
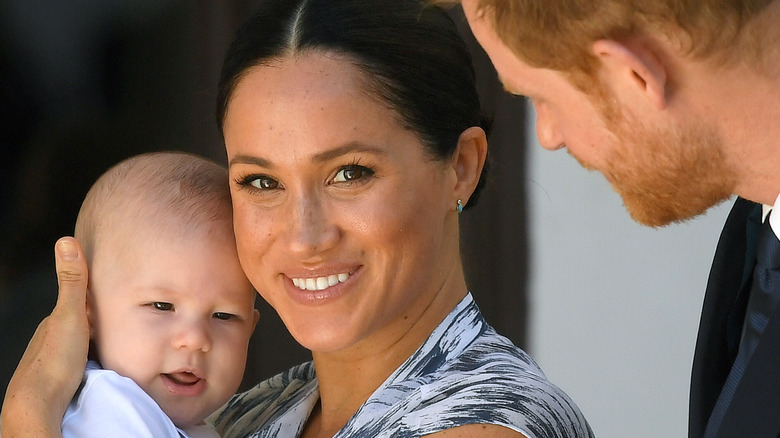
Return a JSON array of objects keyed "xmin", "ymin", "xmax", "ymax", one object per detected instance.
[{"xmin": 242, "ymin": 210, "xmax": 272, "ymax": 240}]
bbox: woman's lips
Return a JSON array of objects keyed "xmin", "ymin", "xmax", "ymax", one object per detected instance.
[
  {"xmin": 285, "ymin": 267, "xmax": 361, "ymax": 304},
  {"xmin": 291, "ymin": 272, "xmax": 350, "ymax": 291},
  {"xmin": 161, "ymin": 372, "xmax": 206, "ymax": 397}
]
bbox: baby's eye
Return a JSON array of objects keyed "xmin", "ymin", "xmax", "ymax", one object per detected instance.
[
  {"xmin": 151, "ymin": 302, "xmax": 173, "ymax": 311},
  {"xmin": 333, "ymin": 165, "xmax": 374, "ymax": 183},
  {"xmin": 213, "ymin": 312, "xmax": 236, "ymax": 321}
]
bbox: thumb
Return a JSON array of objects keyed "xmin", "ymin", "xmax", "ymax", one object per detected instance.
[{"xmin": 54, "ymin": 236, "xmax": 88, "ymax": 310}]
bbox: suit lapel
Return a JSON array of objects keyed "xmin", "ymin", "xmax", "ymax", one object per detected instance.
[
  {"xmin": 690, "ymin": 198, "xmax": 761, "ymax": 437},
  {"xmin": 716, "ymin": 303, "xmax": 780, "ymax": 436}
]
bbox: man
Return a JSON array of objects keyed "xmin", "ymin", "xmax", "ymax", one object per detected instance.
[{"xmin": 448, "ymin": 0, "xmax": 780, "ymax": 436}]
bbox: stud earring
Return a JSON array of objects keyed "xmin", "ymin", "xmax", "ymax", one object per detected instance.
[{"xmin": 456, "ymin": 199, "xmax": 464, "ymax": 213}]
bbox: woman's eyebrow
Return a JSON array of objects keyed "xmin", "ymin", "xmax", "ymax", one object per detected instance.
[
  {"xmin": 311, "ymin": 142, "xmax": 387, "ymax": 163},
  {"xmin": 229, "ymin": 143, "xmax": 387, "ymax": 168},
  {"xmin": 229, "ymin": 154, "xmax": 273, "ymax": 168}
]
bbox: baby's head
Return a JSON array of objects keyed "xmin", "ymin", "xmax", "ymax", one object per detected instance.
[{"xmin": 75, "ymin": 151, "xmax": 259, "ymax": 428}]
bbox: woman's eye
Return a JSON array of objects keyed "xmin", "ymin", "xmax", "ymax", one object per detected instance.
[
  {"xmin": 235, "ymin": 174, "xmax": 280, "ymax": 191},
  {"xmin": 334, "ymin": 165, "xmax": 374, "ymax": 183},
  {"xmin": 249, "ymin": 176, "xmax": 279, "ymax": 190},
  {"xmin": 151, "ymin": 302, "xmax": 173, "ymax": 311},
  {"xmin": 213, "ymin": 312, "xmax": 236, "ymax": 321}
]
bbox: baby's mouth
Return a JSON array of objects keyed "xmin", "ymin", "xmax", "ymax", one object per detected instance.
[
  {"xmin": 161, "ymin": 370, "xmax": 207, "ymax": 396},
  {"xmin": 165, "ymin": 371, "xmax": 201, "ymax": 386}
]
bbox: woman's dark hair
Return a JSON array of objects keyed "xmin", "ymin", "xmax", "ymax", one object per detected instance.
[{"xmin": 216, "ymin": 0, "xmax": 489, "ymax": 206}]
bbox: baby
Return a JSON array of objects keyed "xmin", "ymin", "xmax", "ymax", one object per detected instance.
[{"xmin": 62, "ymin": 152, "xmax": 259, "ymax": 438}]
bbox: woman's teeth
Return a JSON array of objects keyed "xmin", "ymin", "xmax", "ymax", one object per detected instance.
[{"xmin": 292, "ymin": 273, "xmax": 350, "ymax": 291}]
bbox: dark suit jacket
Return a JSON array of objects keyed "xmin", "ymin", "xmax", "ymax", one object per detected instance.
[{"xmin": 690, "ymin": 197, "xmax": 780, "ymax": 437}]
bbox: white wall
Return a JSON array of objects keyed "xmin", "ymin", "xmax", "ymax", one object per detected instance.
[{"xmin": 524, "ymin": 102, "xmax": 733, "ymax": 438}]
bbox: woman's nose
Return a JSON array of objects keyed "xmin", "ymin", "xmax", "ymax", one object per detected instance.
[
  {"xmin": 534, "ymin": 101, "xmax": 565, "ymax": 151},
  {"xmin": 285, "ymin": 192, "xmax": 340, "ymax": 257},
  {"xmin": 173, "ymin": 319, "xmax": 212, "ymax": 353}
]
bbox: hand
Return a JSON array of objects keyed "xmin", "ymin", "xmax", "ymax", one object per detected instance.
[{"xmin": 1, "ymin": 237, "xmax": 90, "ymax": 438}]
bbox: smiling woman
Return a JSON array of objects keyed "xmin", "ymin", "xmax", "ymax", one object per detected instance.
[
  {"xmin": 1, "ymin": 1, "xmax": 593, "ymax": 437},
  {"xmin": 208, "ymin": 1, "xmax": 593, "ymax": 437},
  {"xmin": 223, "ymin": 52, "xmax": 465, "ymax": 357}
]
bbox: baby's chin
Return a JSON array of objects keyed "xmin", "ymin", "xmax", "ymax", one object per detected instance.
[
  {"xmin": 159, "ymin": 391, "xmax": 233, "ymax": 430},
  {"xmin": 166, "ymin": 409, "xmax": 213, "ymax": 430}
]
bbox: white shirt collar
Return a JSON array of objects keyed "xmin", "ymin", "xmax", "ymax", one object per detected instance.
[{"xmin": 763, "ymin": 193, "xmax": 780, "ymax": 240}]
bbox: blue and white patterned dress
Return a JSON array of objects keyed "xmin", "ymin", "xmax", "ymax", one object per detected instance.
[{"xmin": 210, "ymin": 293, "xmax": 593, "ymax": 438}]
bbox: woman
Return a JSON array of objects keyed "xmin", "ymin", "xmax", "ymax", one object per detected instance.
[{"xmin": 2, "ymin": 1, "xmax": 593, "ymax": 437}]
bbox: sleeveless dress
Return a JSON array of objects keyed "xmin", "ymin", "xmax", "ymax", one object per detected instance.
[{"xmin": 211, "ymin": 293, "xmax": 593, "ymax": 438}]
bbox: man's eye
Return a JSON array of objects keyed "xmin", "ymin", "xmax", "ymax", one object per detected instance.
[
  {"xmin": 334, "ymin": 165, "xmax": 374, "ymax": 183},
  {"xmin": 151, "ymin": 302, "xmax": 173, "ymax": 311},
  {"xmin": 213, "ymin": 312, "xmax": 235, "ymax": 321},
  {"xmin": 249, "ymin": 176, "xmax": 279, "ymax": 190}
]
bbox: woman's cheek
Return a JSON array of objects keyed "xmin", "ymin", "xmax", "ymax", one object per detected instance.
[{"xmin": 233, "ymin": 203, "xmax": 270, "ymax": 279}]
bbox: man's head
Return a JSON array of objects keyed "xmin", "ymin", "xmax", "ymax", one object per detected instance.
[
  {"xmin": 460, "ymin": 0, "xmax": 773, "ymax": 83},
  {"xmin": 75, "ymin": 152, "xmax": 259, "ymax": 427},
  {"xmin": 453, "ymin": 0, "xmax": 778, "ymax": 226}
]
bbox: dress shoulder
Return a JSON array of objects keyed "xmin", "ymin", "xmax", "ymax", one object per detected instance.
[
  {"xmin": 335, "ymin": 296, "xmax": 594, "ymax": 438},
  {"xmin": 398, "ymin": 325, "xmax": 594, "ymax": 438},
  {"xmin": 211, "ymin": 295, "xmax": 593, "ymax": 438},
  {"xmin": 210, "ymin": 362, "xmax": 317, "ymax": 438}
]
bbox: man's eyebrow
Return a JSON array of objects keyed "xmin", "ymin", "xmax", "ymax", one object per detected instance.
[{"xmin": 498, "ymin": 76, "xmax": 522, "ymax": 96}]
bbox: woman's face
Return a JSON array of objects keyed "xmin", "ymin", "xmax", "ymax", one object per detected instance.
[{"xmin": 223, "ymin": 53, "xmax": 463, "ymax": 355}]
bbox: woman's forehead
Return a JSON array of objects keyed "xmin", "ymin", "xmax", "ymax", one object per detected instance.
[
  {"xmin": 233, "ymin": 52, "xmax": 369, "ymax": 103},
  {"xmin": 223, "ymin": 54, "xmax": 412, "ymax": 154}
]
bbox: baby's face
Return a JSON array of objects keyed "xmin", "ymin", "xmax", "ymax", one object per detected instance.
[{"xmin": 87, "ymin": 221, "xmax": 258, "ymax": 428}]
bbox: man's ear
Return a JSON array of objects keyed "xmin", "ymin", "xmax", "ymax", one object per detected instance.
[
  {"xmin": 451, "ymin": 126, "xmax": 488, "ymax": 208},
  {"xmin": 592, "ymin": 39, "xmax": 668, "ymax": 110}
]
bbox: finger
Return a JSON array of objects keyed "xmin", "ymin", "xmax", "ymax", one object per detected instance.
[{"xmin": 54, "ymin": 236, "xmax": 88, "ymax": 310}]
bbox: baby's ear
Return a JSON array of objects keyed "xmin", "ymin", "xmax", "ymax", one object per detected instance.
[{"xmin": 85, "ymin": 288, "xmax": 97, "ymax": 339}]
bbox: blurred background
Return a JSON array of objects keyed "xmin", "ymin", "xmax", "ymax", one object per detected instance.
[{"xmin": 0, "ymin": 1, "xmax": 731, "ymax": 437}]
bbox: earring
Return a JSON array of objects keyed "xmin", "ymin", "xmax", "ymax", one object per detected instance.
[{"xmin": 456, "ymin": 199, "xmax": 464, "ymax": 213}]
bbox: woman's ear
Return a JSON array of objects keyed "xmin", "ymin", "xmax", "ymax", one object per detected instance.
[
  {"xmin": 451, "ymin": 126, "xmax": 488, "ymax": 208},
  {"xmin": 592, "ymin": 39, "xmax": 668, "ymax": 110}
]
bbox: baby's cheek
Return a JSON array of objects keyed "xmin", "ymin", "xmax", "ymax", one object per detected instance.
[{"xmin": 216, "ymin": 328, "xmax": 251, "ymax": 381}]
